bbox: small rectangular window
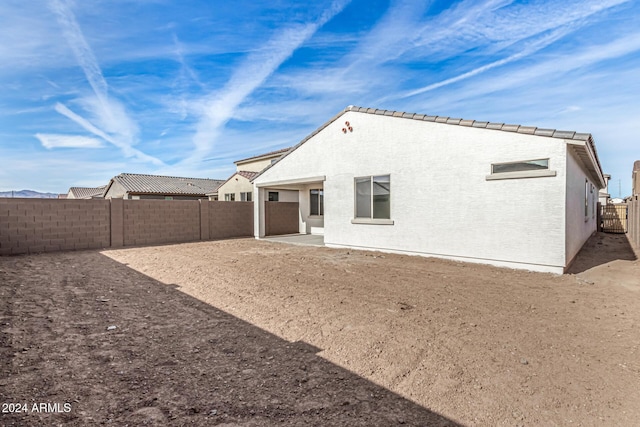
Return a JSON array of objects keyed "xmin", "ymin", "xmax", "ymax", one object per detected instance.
[
  {"xmin": 225, "ymin": 193, "xmax": 235, "ymax": 201},
  {"xmin": 268, "ymin": 191, "xmax": 279, "ymax": 202},
  {"xmin": 355, "ymin": 175, "xmax": 390, "ymax": 219},
  {"xmin": 492, "ymin": 159, "xmax": 549, "ymax": 174},
  {"xmin": 164, "ymin": 196, "xmax": 173, "ymax": 200},
  {"xmin": 310, "ymin": 189, "xmax": 324, "ymax": 215},
  {"xmin": 240, "ymin": 192, "xmax": 252, "ymax": 202}
]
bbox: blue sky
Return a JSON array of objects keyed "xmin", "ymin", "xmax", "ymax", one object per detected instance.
[{"xmin": 1, "ymin": 0, "xmax": 639, "ymax": 196}]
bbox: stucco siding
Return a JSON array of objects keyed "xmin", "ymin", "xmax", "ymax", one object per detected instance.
[
  {"xmin": 217, "ymin": 174, "xmax": 253, "ymax": 201},
  {"xmin": 256, "ymin": 111, "xmax": 569, "ymax": 272},
  {"xmin": 565, "ymin": 146, "xmax": 598, "ymax": 267},
  {"xmin": 104, "ymin": 180, "xmax": 129, "ymax": 199}
]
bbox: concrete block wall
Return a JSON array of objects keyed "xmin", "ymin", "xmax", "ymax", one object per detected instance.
[
  {"xmin": 629, "ymin": 197, "xmax": 640, "ymax": 249},
  {"xmin": 0, "ymin": 199, "xmax": 110, "ymax": 255},
  {"xmin": 123, "ymin": 200, "xmax": 201, "ymax": 246},
  {"xmin": 208, "ymin": 201, "xmax": 254, "ymax": 239},
  {"xmin": 0, "ymin": 199, "xmax": 255, "ymax": 255},
  {"xmin": 265, "ymin": 201, "xmax": 300, "ymax": 236}
]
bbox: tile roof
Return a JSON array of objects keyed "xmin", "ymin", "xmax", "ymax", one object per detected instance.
[
  {"xmin": 110, "ymin": 173, "xmax": 224, "ymax": 196},
  {"xmin": 237, "ymin": 171, "xmax": 261, "ymax": 181},
  {"xmin": 254, "ymin": 105, "xmax": 605, "ymax": 185},
  {"xmin": 69, "ymin": 185, "xmax": 106, "ymax": 199},
  {"xmin": 234, "ymin": 147, "xmax": 291, "ymax": 164}
]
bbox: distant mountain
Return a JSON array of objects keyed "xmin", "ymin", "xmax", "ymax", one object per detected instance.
[{"xmin": 0, "ymin": 190, "xmax": 59, "ymax": 198}]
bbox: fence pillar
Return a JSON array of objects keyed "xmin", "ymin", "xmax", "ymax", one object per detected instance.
[
  {"xmin": 200, "ymin": 199, "xmax": 210, "ymax": 241},
  {"xmin": 110, "ymin": 198, "xmax": 124, "ymax": 248}
]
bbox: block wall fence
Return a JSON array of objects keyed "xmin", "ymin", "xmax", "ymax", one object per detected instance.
[{"xmin": 0, "ymin": 198, "xmax": 254, "ymax": 256}]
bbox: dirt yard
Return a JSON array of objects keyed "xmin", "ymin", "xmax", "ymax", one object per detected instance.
[{"xmin": 1, "ymin": 233, "xmax": 639, "ymax": 426}]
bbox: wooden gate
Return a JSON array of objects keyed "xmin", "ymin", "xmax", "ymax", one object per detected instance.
[{"xmin": 600, "ymin": 204, "xmax": 627, "ymax": 233}]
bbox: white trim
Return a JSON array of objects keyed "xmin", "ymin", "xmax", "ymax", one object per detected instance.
[
  {"xmin": 256, "ymin": 175, "xmax": 325, "ymax": 187},
  {"xmin": 350, "ymin": 218, "xmax": 394, "ymax": 225},
  {"xmin": 486, "ymin": 169, "xmax": 557, "ymax": 180}
]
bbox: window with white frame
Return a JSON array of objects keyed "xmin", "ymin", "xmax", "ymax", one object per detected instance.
[
  {"xmin": 355, "ymin": 175, "xmax": 390, "ymax": 219},
  {"xmin": 240, "ymin": 192, "xmax": 252, "ymax": 202},
  {"xmin": 225, "ymin": 193, "xmax": 235, "ymax": 201},
  {"xmin": 585, "ymin": 179, "xmax": 589, "ymax": 218},
  {"xmin": 310, "ymin": 189, "xmax": 323, "ymax": 216},
  {"xmin": 492, "ymin": 159, "xmax": 549, "ymax": 174}
]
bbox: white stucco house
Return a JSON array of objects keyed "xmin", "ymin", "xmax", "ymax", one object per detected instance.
[{"xmin": 252, "ymin": 106, "xmax": 606, "ymax": 274}]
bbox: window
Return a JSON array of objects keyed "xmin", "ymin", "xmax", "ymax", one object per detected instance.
[
  {"xmin": 492, "ymin": 159, "xmax": 549, "ymax": 173},
  {"xmin": 585, "ymin": 180, "xmax": 589, "ymax": 218},
  {"xmin": 268, "ymin": 191, "xmax": 279, "ymax": 202},
  {"xmin": 310, "ymin": 189, "xmax": 324, "ymax": 216},
  {"xmin": 355, "ymin": 175, "xmax": 390, "ymax": 219},
  {"xmin": 240, "ymin": 192, "xmax": 252, "ymax": 202},
  {"xmin": 164, "ymin": 196, "xmax": 173, "ymax": 200},
  {"xmin": 591, "ymin": 184, "xmax": 595, "ymax": 219},
  {"xmin": 225, "ymin": 193, "xmax": 235, "ymax": 201}
]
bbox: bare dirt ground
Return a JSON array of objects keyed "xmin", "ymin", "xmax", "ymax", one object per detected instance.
[{"xmin": 1, "ymin": 232, "xmax": 639, "ymax": 426}]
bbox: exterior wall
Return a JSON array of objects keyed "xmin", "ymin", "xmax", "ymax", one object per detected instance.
[
  {"xmin": 217, "ymin": 174, "xmax": 253, "ymax": 201},
  {"xmin": 565, "ymin": 147, "xmax": 598, "ymax": 267},
  {"xmin": 208, "ymin": 201, "xmax": 254, "ymax": 239},
  {"xmin": 633, "ymin": 168, "xmax": 640, "ymax": 196},
  {"xmin": 103, "ymin": 180, "xmax": 129, "ymax": 199},
  {"xmin": 0, "ymin": 199, "xmax": 254, "ymax": 255},
  {"xmin": 298, "ymin": 184, "xmax": 324, "ymax": 234},
  {"xmin": 255, "ymin": 111, "xmax": 569, "ymax": 273},
  {"xmin": 235, "ymin": 157, "xmax": 275, "ymax": 173},
  {"xmin": 0, "ymin": 199, "xmax": 110, "ymax": 255}
]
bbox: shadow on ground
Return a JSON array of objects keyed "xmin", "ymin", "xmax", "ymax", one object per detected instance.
[
  {"xmin": 567, "ymin": 232, "xmax": 638, "ymax": 274},
  {"xmin": 0, "ymin": 251, "xmax": 459, "ymax": 426}
]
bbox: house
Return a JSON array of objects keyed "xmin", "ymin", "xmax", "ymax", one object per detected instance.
[
  {"xmin": 66, "ymin": 185, "xmax": 107, "ymax": 199},
  {"xmin": 252, "ymin": 106, "xmax": 606, "ymax": 274},
  {"xmin": 598, "ymin": 174, "xmax": 611, "ymax": 205},
  {"xmin": 212, "ymin": 147, "xmax": 291, "ymax": 202},
  {"xmin": 102, "ymin": 173, "xmax": 224, "ymax": 200}
]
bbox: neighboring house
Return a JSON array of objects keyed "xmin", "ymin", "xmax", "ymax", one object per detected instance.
[
  {"xmin": 252, "ymin": 105, "xmax": 606, "ymax": 274},
  {"xmin": 598, "ymin": 174, "xmax": 611, "ymax": 205},
  {"xmin": 103, "ymin": 173, "xmax": 224, "ymax": 200},
  {"xmin": 211, "ymin": 147, "xmax": 291, "ymax": 202},
  {"xmin": 66, "ymin": 185, "xmax": 107, "ymax": 199}
]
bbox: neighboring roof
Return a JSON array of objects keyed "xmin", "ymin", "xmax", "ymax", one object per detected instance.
[
  {"xmin": 237, "ymin": 170, "xmax": 261, "ymax": 181},
  {"xmin": 68, "ymin": 185, "xmax": 106, "ymax": 199},
  {"xmin": 104, "ymin": 173, "xmax": 224, "ymax": 196},
  {"xmin": 254, "ymin": 105, "xmax": 606, "ymax": 187},
  {"xmin": 234, "ymin": 147, "xmax": 291, "ymax": 165},
  {"xmin": 206, "ymin": 170, "xmax": 261, "ymax": 195}
]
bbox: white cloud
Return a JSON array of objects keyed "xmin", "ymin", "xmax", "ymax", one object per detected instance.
[
  {"xmin": 36, "ymin": 133, "xmax": 104, "ymax": 149},
  {"xmin": 47, "ymin": 0, "xmax": 163, "ymax": 166},
  {"xmin": 181, "ymin": 0, "xmax": 352, "ymax": 165}
]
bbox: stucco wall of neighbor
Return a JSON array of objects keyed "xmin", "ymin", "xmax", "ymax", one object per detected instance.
[
  {"xmin": 564, "ymin": 147, "xmax": 598, "ymax": 268},
  {"xmin": 103, "ymin": 180, "xmax": 128, "ymax": 199},
  {"xmin": 217, "ymin": 174, "xmax": 253, "ymax": 201},
  {"xmin": 0, "ymin": 199, "xmax": 111, "ymax": 255},
  {"xmin": 0, "ymin": 199, "xmax": 254, "ymax": 255},
  {"xmin": 255, "ymin": 111, "xmax": 570, "ymax": 273},
  {"xmin": 265, "ymin": 201, "xmax": 300, "ymax": 236},
  {"xmin": 236, "ymin": 158, "xmax": 273, "ymax": 173},
  {"xmin": 208, "ymin": 201, "xmax": 254, "ymax": 239}
]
